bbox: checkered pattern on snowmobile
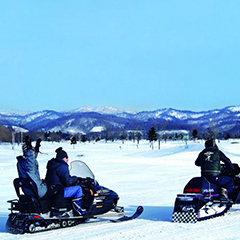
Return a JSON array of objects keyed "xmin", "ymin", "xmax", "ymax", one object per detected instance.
[{"xmin": 172, "ymin": 163, "xmax": 240, "ymax": 223}]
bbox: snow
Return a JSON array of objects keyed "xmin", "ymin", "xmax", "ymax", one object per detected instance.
[
  {"xmin": 158, "ymin": 130, "xmax": 189, "ymax": 135},
  {"xmin": 73, "ymin": 106, "xmax": 136, "ymax": 115},
  {"xmin": 90, "ymin": 126, "xmax": 105, "ymax": 132},
  {"xmin": 228, "ymin": 106, "xmax": 240, "ymax": 112},
  {"xmin": 1, "ymin": 140, "xmax": 240, "ymax": 239},
  {"xmin": 12, "ymin": 126, "xmax": 28, "ymax": 133}
]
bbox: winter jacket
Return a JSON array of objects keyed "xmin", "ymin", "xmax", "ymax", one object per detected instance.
[
  {"xmin": 17, "ymin": 150, "xmax": 47, "ymax": 198},
  {"xmin": 195, "ymin": 146, "xmax": 234, "ymax": 176},
  {"xmin": 45, "ymin": 158, "xmax": 78, "ymax": 187}
]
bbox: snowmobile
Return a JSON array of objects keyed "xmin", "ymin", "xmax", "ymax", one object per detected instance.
[
  {"xmin": 172, "ymin": 163, "xmax": 240, "ymax": 223},
  {"xmin": 6, "ymin": 160, "xmax": 143, "ymax": 234}
]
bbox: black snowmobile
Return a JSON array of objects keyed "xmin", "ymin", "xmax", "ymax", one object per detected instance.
[
  {"xmin": 172, "ymin": 163, "xmax": 240, "ymax": 223},
  {"xmin": 6, "ymin": 160, "xmax": 143, "ymax": 234}
]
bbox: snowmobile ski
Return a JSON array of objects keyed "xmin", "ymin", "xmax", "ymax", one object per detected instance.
[{"xmin": 110, "ymin": 206, "xmax": 143, "ymax": 222}]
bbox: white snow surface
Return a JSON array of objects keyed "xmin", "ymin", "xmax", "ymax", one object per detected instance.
[{"xmin": 1, "ymin": 140, "xmax": 240, "ymax": 240}]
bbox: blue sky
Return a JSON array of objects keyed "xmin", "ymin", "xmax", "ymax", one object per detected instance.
[{"xmin": 1, "ymin": 1, "xmax": 240, "ymax": 113}]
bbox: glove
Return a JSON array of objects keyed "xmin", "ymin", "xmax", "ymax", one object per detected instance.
[
  {"xmin": 22, "ymin": 136, "xmax": 33, "ymax": 152},
  {"xmin": 35, "ymin": 138, "xmax": 42, "ymax": 153}
]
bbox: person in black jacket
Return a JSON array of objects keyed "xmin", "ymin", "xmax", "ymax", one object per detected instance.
[
  {"xmin": 195, "ymin": 139, "xmax": 235, "ymax": 200},
  {"xmin": 45, "ymin": 147, "xmax": 86, "ymax": 216}
]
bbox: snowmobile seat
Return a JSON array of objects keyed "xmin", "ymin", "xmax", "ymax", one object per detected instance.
[
  {"xmin": 201, "ymin": 177, "xmax": 219, "ymax": 196},
  {"xmin": 183, "ymin": 177, "xmax": 220, "ymax": 197},
  {"xmin": 13, "ymin": 178, "xmax": 50, "ymax": 213}
]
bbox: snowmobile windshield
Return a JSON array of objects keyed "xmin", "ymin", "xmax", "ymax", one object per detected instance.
[{"xmin": 69, "ymin": 160, "xmax": 95, "ymax": 180}]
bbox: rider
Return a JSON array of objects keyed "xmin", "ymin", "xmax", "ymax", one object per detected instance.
[
  {"xmin": 45, "ymin": 147, "xmax": 86, "ymax": 216},
  {"xmin": 195, "ymin": 139, "xmax": 235, "ymax": 201},
  {"xmin": 17, "ymin": 136, "xmax": 64, "ymax": 214}
]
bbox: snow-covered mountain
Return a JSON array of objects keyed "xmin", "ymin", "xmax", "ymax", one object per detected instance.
[
  {"xmin": 0, "ymin": 106, "xmax": 240, "ymax": 135},
  {"xmin": 72, "ymin": 106, "xmax": 136, "ymax": 115}
]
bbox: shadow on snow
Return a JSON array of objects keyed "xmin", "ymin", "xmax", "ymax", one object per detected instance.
[
  {"xmin": 0, "ymin": 213, "xmax": 8, "ymax": 233},
  {"xmin": 126, "ymin": 205, "xmax": 174, "ymax": 222}
]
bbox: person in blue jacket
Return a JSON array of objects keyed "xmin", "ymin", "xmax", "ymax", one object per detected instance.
[
  {"xmin": 45, "ymin": 147, "xmax": 86, "ymax": 216},
  {"xmin": 17, "ymin": 136, "xmax": 64, "ymax": 214}
]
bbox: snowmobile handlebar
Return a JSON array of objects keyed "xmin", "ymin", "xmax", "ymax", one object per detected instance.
[
  {"xmin": 221, "ymin": 163, "xmax": 240, "ymax": 178},
  {"xmin": 76, "ymin": 177, "xmax": 97, "ymax": 189}
]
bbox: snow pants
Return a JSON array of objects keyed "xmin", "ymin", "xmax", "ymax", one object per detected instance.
[
  {"xmin": 64, "ymin": 185, "xmax": 83, "ymax": 199},
  {"xmin": 205, "ymin": 175, "xmax": 234, "ymax": 193}
]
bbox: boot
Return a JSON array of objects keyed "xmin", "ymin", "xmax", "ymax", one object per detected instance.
[
  {"xmin": 72, "ymin": 198, "xmax": 87, "ymax": 215},
  {"xmin": 220, "ymin": 188, "xmax": 230, "ymax": 202},
  {"xmin": 50, "ymin": 207, "xmax": 70, "ymax": 218}
]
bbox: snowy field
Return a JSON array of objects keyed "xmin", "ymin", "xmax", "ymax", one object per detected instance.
[{"xmin": 1, "ymin": 139, "xmax": 240, "ymax": 240}]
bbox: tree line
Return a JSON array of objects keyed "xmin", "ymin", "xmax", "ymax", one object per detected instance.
[{"xmin": 0, "ymin": 123, "xmax": 238, "ymax": 144}]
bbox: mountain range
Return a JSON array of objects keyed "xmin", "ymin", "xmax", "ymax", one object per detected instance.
[{"xmin": 1, "ymin": 106, "xmax": 240, "ymax": 136}]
